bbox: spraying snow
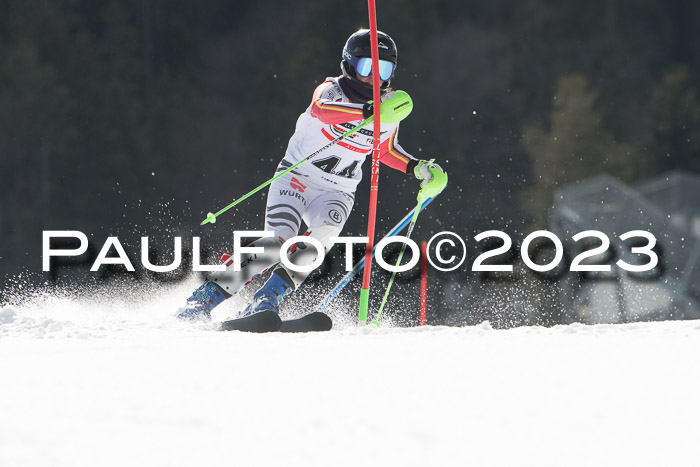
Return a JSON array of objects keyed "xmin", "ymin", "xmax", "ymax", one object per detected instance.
[{"xmin": 1, "ymin": 282, "xmax": 699, "ymax": 466}]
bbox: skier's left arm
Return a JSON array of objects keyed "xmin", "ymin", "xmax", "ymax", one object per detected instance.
[
  {"xmin": 378, "ymin": 127, "xmax": 415, "ymax": 173},
  {"xmin": 379, "ymin": 128, "xmax": 448, "ymax": 197}
]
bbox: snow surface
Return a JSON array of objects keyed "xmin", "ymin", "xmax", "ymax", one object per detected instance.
[{"xmin": 2, "ymin": 280, "xmax": 700, "ymax": 467}]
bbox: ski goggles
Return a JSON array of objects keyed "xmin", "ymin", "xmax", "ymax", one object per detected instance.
[{"xmin": 354, "ymin": 57, "xmax": 396, "ymax": 81}]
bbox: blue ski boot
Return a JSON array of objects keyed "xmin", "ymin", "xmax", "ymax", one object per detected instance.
[
  {"xmin": 176, "ymin": 280, "xmax": 231, "ymax": 321},
  {"xmin": 237, "ymin": 271, "xmax": 294, "ymax": 318}
]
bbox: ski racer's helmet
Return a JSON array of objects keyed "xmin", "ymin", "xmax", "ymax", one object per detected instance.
[{"xmin": 341, "ymin": 29, "xmax": 397, "ymax": 88}]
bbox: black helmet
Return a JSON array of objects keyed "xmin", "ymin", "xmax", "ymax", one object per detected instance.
[{"xmin": 341, "ymin": 29, "xmax": 397, "ymax": 88}]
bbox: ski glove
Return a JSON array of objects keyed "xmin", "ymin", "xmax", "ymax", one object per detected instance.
[
  {"xmin": 414, "ymin": 159, "xmax": 448, "ymax": 203},
  {"xmin": 362, "ymin": 91, "xmax": 397, "ymax": 120},
  {"xmin": 362, "ymin": 102, "xmax": 374, "ymax": 120}
]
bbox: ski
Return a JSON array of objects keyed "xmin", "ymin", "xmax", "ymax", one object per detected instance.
[
  {"xmin": 279, "ymin": 312, "xmax": 332, "ymax": 333},
  {"xmin": 219, "ymin": 310, "xmax": 282, "ymax": 332},
  {"xmin": 218, "ymin": 311, "xmax": 331, "ymax": 333}
]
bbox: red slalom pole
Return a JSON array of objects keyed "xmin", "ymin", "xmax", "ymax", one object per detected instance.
[
  {"xmin": 358, "ymin": 0, "xmax": 382, "ymax": 324},
  {"xmin": 420, "ymin": 241, "xmax": 428, "ymax": 326}
]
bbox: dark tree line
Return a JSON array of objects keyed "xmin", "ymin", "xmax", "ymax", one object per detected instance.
[{"xmin": 1, "ymin": 0, "xmax": 699, "ymax": 297}]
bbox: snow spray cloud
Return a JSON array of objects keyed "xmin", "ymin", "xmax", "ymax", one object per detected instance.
[{"xmin": 41, "ymin": 228, "xmax": 659, "ymax": 278}]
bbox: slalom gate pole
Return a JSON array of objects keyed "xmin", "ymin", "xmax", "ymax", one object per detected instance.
[
  {"xmin": 420, "ymin": 241, "xmax": 428, "ymax": 326},
  {"xmin": 200, "ymin": 118, "xmax": 373, "ymax": 225},
  {"xmin": 371, "ymin": 199, "xmax": 423, "ymax": 326},
  {"xmin": 313, "ymin": 196, "xmax": 436, "ymax": 315},
  {"xmin": 358, "ymin": 0, "xmax": 382, "ymax": 324}
]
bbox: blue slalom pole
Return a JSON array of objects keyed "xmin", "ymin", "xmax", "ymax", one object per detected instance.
[{"xmin": 313, "ymin": 196, "xmax": 436, "ymax": 314}]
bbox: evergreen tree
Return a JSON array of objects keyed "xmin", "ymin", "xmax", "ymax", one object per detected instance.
[
  {"xmin": 648, "ymin": 65, "xmax": 700, "ymax": 173},
  {"xmin": 520, "ymin": 74, "xmax": 642, "ymax": 227}
]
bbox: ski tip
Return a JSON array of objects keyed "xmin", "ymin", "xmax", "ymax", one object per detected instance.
[{"xmin": 279, "ymin": 312, "xmax": 332, "ymax": 333}]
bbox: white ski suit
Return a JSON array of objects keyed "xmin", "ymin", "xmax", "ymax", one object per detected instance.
[{"xmin": 208, "ymin": 76, "xmax": 417, "ymax": 293}]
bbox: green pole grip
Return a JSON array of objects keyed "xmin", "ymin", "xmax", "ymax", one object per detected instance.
[{"xmin": 358, "ymin": 288, "xmax": 370, "ymax": 324}]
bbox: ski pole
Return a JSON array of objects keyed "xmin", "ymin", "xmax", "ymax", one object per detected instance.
[
  {"xmin": 371, "ymin": 199, "xmax": 424, "ymax": 327},
  {"xmin": 200, "ymin": 119, "xmax": 372, "ymax": 225},
  {"xmin": 372, "ymin": 174, "xmax": 447, "ymax": 327},
  {"xmin": 200, "ymin": 91, "xmax": 414, "ymax": 226},
  {"xmin": 313, "ymin": 196, "xmax": 436, "ymax": 315}
]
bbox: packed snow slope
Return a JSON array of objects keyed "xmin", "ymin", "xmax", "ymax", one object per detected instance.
[{"xmin": 1, "ymin": 281, "xmax": 699, "ymax": 467}]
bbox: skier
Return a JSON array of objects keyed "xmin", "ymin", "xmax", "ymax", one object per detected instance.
[{"xmin": 177, "ymin": 29, "xmax": 447, "ymax": 321}]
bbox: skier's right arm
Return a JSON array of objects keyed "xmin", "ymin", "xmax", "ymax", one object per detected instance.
[{"xmin": 309, "ymin": 82, "xmax": 368, "ymax": 124}]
